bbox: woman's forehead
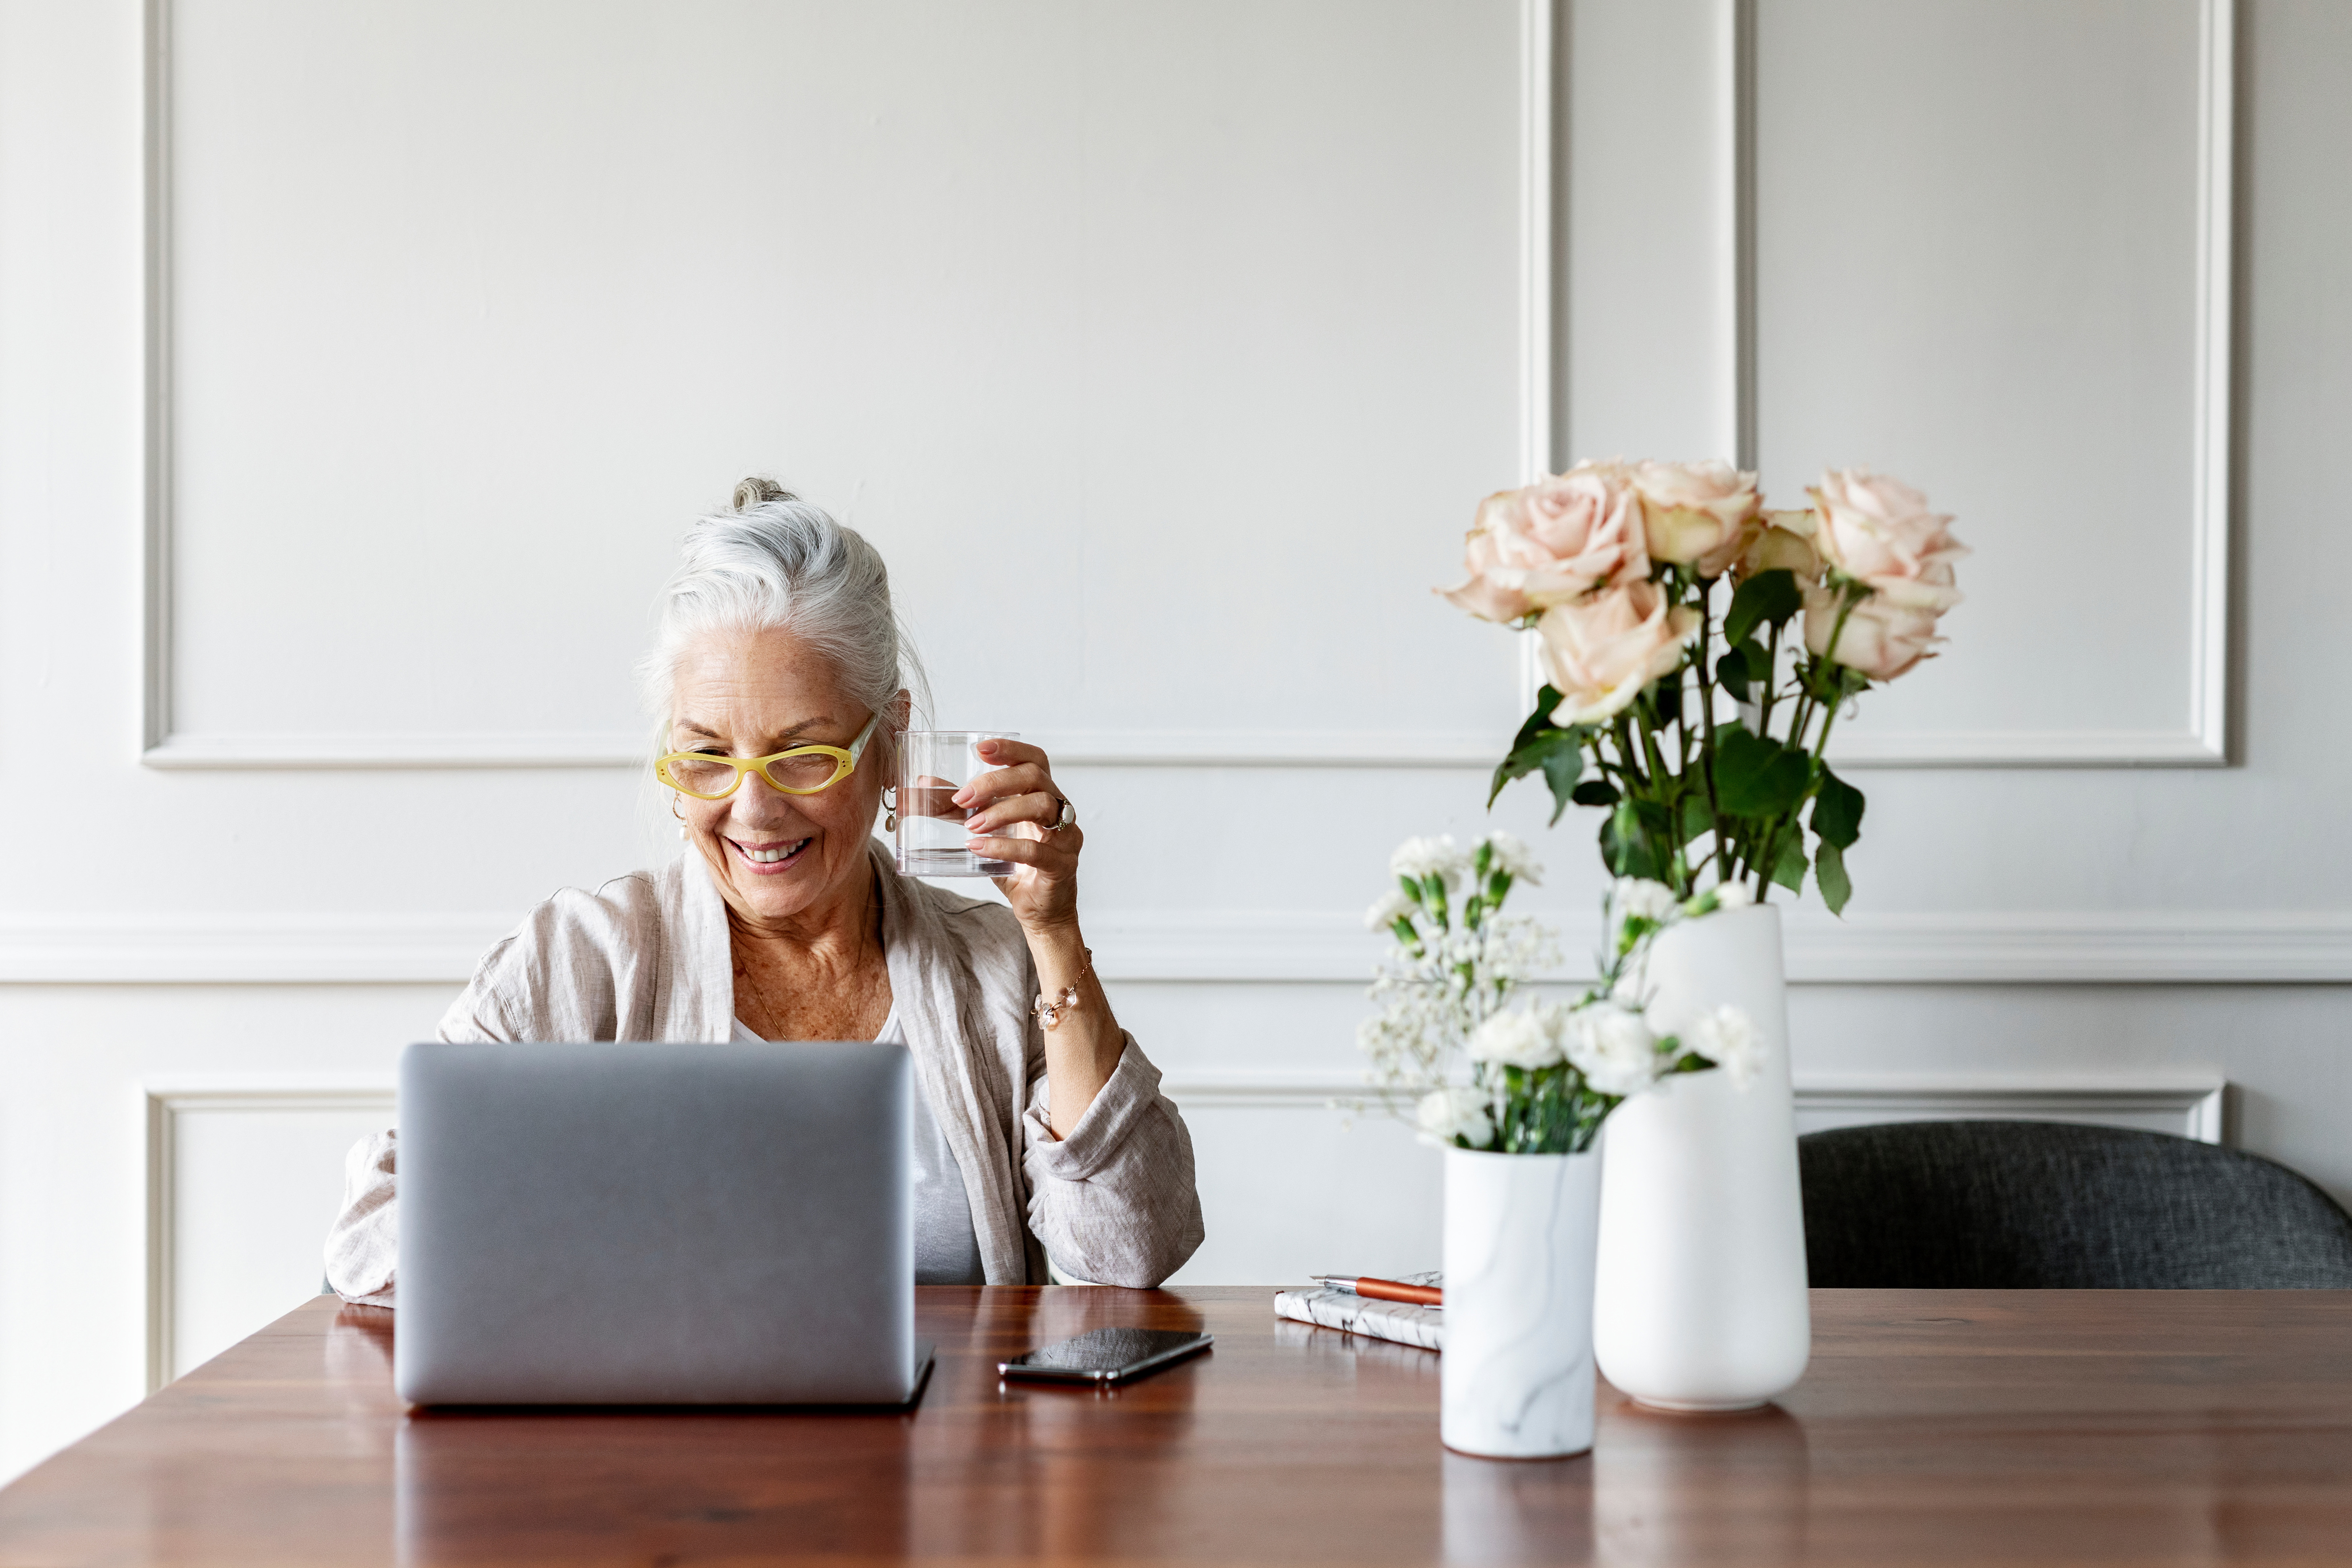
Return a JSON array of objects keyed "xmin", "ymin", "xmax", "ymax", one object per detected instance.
[{"xmin": 671, "ymin": 627, "xmax": 852, "ymax": 730}]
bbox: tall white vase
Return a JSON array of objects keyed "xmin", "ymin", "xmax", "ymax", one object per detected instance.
[
  {"xmin": 1592, "ymin": 903, "xmax": 1810, "ymax": 1411},
  {"xmin": 1441, "ymin": 1147, "xmax": 1602, "ymax": 1459}
]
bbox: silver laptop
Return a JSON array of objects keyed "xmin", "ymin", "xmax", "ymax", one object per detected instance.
[{"xmin": 394, "ymin": 1039, "xmax": 931, "ymax": 1406}]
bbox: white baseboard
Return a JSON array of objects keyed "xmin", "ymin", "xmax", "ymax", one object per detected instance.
[{"xmin": 12, "ymin": 909, "xmax": 2351, "ymax": 986}]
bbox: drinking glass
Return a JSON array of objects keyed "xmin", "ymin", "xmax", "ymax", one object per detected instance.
[{"xmin": 897, "ymin": 731, "xmax": 1018, "ymax": 878}]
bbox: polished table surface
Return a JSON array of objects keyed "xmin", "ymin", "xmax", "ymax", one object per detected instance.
[{"xmin": 3, "ymin": 1287, "xmax": 2352, "ymax": 1565}]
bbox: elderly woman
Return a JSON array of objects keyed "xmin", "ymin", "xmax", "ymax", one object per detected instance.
[{"xmin": 326, "ymin": 480, "xmax": 1203, "ymax": 1299}]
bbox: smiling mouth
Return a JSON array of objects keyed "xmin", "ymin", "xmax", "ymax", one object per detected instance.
[{"xmin": 732, "ymin": 834, "xmax": 813, "ymax": 869}]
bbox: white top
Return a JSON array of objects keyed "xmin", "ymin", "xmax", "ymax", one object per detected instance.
[{"xmin": 730, "ymin": 1007, "xmax": 987, "ymax": 1287}]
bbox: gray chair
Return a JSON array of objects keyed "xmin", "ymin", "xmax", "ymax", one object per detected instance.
[{"xmin": 1799, "ymin": 1120, "xmax": 2352, "ymax": 1288}]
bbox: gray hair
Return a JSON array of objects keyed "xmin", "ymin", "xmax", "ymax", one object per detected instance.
[{"xmin": 638, "ymin": 478, "xmax": 930, "ymax": 735}]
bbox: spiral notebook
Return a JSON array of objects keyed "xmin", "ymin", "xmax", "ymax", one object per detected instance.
[{"xmin": 1272, "ymin": 1271, "xmax": 1444, "ymax": 1352}]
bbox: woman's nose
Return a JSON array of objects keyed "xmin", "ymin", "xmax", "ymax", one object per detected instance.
[{"xmin": 728, "ymin": 772, "xmax": 805, "ymax": 822}]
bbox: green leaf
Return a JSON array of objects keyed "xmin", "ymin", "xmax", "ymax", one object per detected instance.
[
  {"xmin": 1815, "ymin": 839, "xmax": 1852, "ymax": 915},
  {"xmin": 1811, "ymin": 766, "xmax": 1866, "ymax": 850},
  {"xmin": 1715, "ymin": 645, "xmax": 1752, "ymax": 700},
  {"xmin": 1714, "ymin": 725, "xmax": 1812, "ymax": 817},
  {"xmin": 1679, "ymin": 793, "xmax": 1714, "ymax": 845},
  {"xmin": 1487, "ymin": 726, "xmax": 1581, "ymax": 810},
  {"xmin": 1600, "ymin": 799, "xmax": 1662, "ymax": 880},
  {"xmin": 1724, "ymin": 569, "xmax": 1803, "ymax": 647},
  {"xmin": 1652, "ymin": 680, "xmax": 1682, "ymax": 728},
  {"xmin": 1570, "ymin": 779, "xmax": 1620, "ymax": 808},
  {"xmin": 1509, "ymin": 686, "xmax": 1565, "ymax": 753},
  {"xmin": 1802, "ymin": 655, "xmax": 1875, "ymax": 706},
  {"xmin": 1540, "ymin": 740, "xmax": 1582, "ymax": 826},
  {"xmin": 1771, "ymin": 834, "xmax": 1808, "ymax": 894}
]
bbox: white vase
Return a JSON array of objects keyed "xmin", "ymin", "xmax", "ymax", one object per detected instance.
[
  {"xmin": 1592, "ymin": 902, "xmax": 1811, "ymax": 1411},
  {"xmin": 1441, "ymin": 1146, "xmax": 1602, "ymax": 1459}
]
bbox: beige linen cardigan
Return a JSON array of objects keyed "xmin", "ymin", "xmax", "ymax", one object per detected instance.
[{"xmin": 324, "ymin": 842, "xmax": 1205, "ymax": 1300}]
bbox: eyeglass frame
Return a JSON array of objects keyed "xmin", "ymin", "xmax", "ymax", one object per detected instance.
[{"xmin": 655, "ymin": 711, "xmax": 883, "ymax": 800}]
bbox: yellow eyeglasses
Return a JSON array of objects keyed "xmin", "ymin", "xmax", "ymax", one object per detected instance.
[{"xmin": 656, "ymin": 712, "xmax": 882, "ymax": 800}]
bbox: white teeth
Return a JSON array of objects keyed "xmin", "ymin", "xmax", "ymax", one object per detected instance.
[{"xmin": 743, "ymin": 837, "xmax": 811, "ymax": 865}]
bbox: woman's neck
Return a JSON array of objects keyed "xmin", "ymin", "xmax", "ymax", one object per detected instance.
[{"xmin": 726, "ymin": 865, "xmax": 881, "ymax": 974}]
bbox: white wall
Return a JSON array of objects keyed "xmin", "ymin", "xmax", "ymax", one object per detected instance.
[{"xmin": 1, "ymin": 0, "xmax": 2347, "ymax": 1484}]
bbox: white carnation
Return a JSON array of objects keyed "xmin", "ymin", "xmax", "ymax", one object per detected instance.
[
  {"xmin": 1391, "ymin": 834, "xmax": 1468, "ymax": 889},
  {"xmin": 1565, "ymin": 1001, "xmax": 1661, "ymax": 1096},
  {"xmin": 1417, "ymin": 1086, "xmax": 1495, "ymax": 1147},
  {"xmin": 1612, "ymin": 878, "xmax": 1680, "ymax": 922},
  {"xmin": 1364, "ymin": 890, "xmax": 1415, "ymax": 932},
  {"xmin": 1713, "ymin": 882, "xmax": 1754, "ymax": 911},
  {"xmin": 1467, "ymin": 1007, "xmax": 1563, "ymax": 1069},
  {"xmin": 1482, "ymin": 831, "xmax": 1543, "ymax": 885},
  {"xmin": 1685, "ymin": 1004, "xmax": 1763, "ymax": 1090}
]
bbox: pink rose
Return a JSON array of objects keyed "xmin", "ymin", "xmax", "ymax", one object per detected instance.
[
  {"xmin": 1632, "ymin": 459, "xmax": 1760, "ymax": 578},
  {"xmin": 1536, "ymin": 579, "xmax": 1702, "ymax": 725},
  {"xmin": 1736, "ymin": 509, "xmax": 1824, "ymax": 583},
  {"xmin": 1803, "ymin": 584, "xmax": 1945, "ymax": 681},
  {"xmin": 1439, "ymin": 461, "xmax": 1649, "ymax": 622},
  {"xmin": 1801, "ymin": 469, "xmax": 1964, "ymax": 680},
  {"xmin": 1809, "ymin": 468, "xmax": 1966, "ymax": 611}
]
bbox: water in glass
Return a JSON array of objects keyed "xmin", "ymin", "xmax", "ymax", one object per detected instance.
[{"xmin": 896, "ymin": 731, "xmax": 1018, "ymax": 878}]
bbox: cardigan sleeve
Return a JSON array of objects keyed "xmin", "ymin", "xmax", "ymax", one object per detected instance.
[
  {"xmin": 324, "ymin": 1129, "xmax": 400, "ymax": 1307},
  {"xmin": 1017, "ymin": 1020, "xmax": 1206, "ymax": 1287}
]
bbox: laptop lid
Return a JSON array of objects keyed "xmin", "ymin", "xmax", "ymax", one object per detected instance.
[{"xmin": 394, "ymin": 1039, "xmax": 914, "ymax": 1406}]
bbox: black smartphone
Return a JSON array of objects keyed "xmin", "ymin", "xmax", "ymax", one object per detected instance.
[{"xmin": 997, "ymin": 1327, "xmax": 1213, "ymax": 1385}]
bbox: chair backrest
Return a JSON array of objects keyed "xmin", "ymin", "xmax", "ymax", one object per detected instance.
[{"xmin": 1799, "ymin": 1120, "xmax": 2352, "ymax": 1288}]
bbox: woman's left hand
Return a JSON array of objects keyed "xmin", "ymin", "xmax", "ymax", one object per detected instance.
[{"xmin": 955, "ymin": 738, "xmax": 1081, "ymax": 934}]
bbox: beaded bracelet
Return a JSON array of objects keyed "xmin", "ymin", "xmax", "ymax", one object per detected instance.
[{"xmin": 1033, "ymin": 947, "xmax": 1094, "ymax": 1031}]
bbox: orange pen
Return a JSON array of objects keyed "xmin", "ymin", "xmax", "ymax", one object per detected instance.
[{"xmin": 1308, "ymin": 1274, "xmax": 1443, "ymax": 1307}]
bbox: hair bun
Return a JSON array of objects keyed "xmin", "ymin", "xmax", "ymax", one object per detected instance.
[{"xmin": 732, "ymin": 477, "xmax": 796, "ymax": 511}]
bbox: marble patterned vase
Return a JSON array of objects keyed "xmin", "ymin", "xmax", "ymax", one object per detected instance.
[
  {"xmin": 1593, "ymin": 902, "xmax": 1811, "ymax": 1411},
  {"xmin": 1440, "ymin": 1146, "xmax": 1603, "ymax": 1459}
]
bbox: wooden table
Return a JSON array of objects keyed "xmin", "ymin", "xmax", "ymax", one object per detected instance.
[{"xmin": 3, "ymin": 1288, "xmax": 2351, "ymax": 1565}]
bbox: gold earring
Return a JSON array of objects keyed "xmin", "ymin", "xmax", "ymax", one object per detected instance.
[
  {"xmin": 671, "ymin": 796, "xmax": 687, "ymax": 841},
  {"xmin": 882, "ymin": 785, "xmax": 898, "ymax": 833}
]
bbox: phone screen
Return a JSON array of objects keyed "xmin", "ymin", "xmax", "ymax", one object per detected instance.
[{"xmin": 998, "ymin": 1328, "xmax": 1212, "ymax": 1383}]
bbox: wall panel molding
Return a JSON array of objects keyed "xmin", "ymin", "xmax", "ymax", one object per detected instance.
[
  {"xmin": 136, "ymin": 0, "xmax": 1556, "ymax": 775},
  {"xmin": 141, "ymin": 1078, "xmax": 398, "ymax": 1393},
  {"xmin": 28, "ymin": 907, "xmax": 2352, "ymax": 987},
  {"xmin": 1170, "ymin": 1068, "xmax": 2224, "ymax": 1145},
  {"xmin": 139, "ymin": 1061, "xmax": 2218, "ymax": 1389},
  {"xmin": 139, "ymin": 0, "xmax": 2236, "ymax": 774},
  {"xmin": 1728, "ymin": 0, "xmax": 2235, "ymax": 770}
]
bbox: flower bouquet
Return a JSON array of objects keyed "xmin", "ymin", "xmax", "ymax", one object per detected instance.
[
  {"xmin": 1358, "ymin": 830, "xmax": 1760, "ymax": 1460},
  {"xmin": 1442, "ymin": 461, "xmax": 1965, "ymax": 913},
  {"xmin": 1360, "ymin": 833, "xmax": 1755, "ymax": 1155},
  {"xmin": 1422, "ymin": 456, "xmax": 1965, "ymax": 1419}
]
